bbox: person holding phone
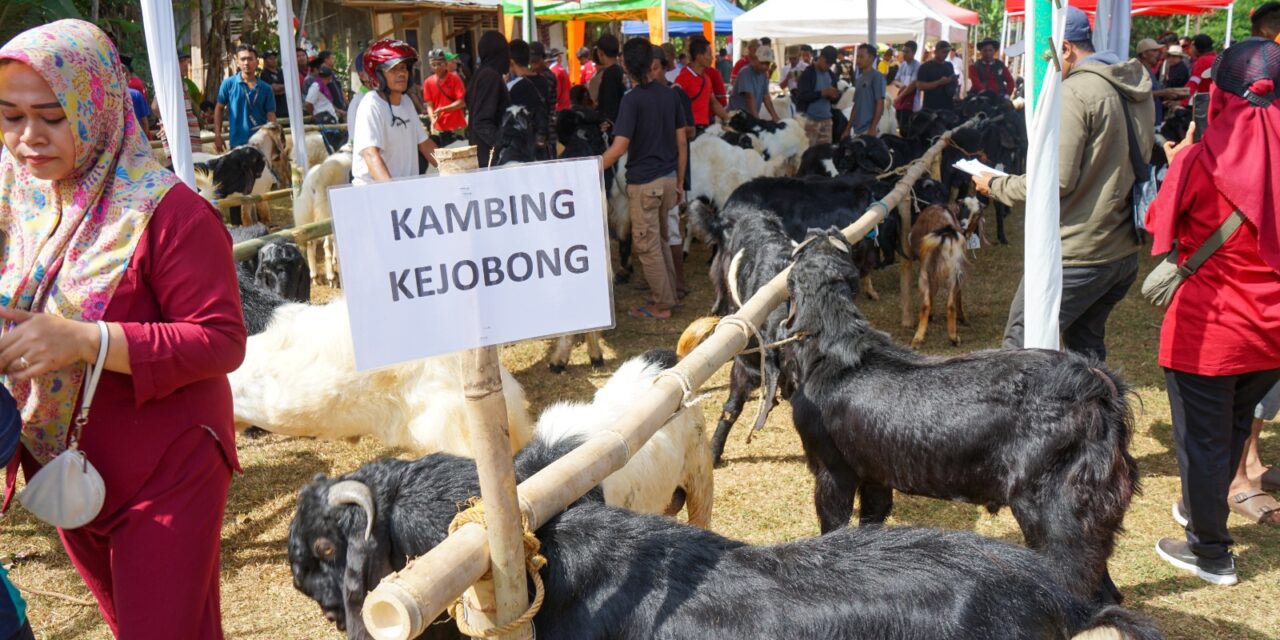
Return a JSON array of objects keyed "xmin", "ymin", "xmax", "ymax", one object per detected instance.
[{"xmin": 1148, "ymin": 39, "xmax": 1280, "ymax": 582}]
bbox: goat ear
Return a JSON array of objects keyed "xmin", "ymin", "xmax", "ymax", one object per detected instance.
[{"xmin": 340, "ymin": 533, "xmax": 394, "ymax": 640}]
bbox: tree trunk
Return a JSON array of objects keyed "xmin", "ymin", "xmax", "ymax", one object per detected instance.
[{"xmin": 203, "ymin": 0, "xmax": 227, "ymax": 103}]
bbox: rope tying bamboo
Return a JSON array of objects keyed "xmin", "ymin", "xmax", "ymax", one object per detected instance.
[
  {"xmin": 718, "ymin": 315, "xmax": 774, "ymax": 444},
  {"xmin": 447, "ymin": 500, "xmax": 546, "ymax": 638},
  {"xmin": 654, "ymin": 368, "xmax": 698, "ymax": 408}
]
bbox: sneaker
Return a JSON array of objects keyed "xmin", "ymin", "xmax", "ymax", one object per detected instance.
[
  {"xmin": 1155, "ymin": 538, "xmax": 1238, "ymax": 586},
  {"xmin": 1172, "ymin": 500, "xmax": 1190, "ymax": 528}
]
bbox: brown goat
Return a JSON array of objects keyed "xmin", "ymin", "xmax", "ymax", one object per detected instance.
[{"xmin": 908, "ymin": 199, "xmax": 982, "ymax": 348}]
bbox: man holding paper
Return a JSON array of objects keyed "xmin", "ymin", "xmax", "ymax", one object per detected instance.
[{"xmin": 973, "ymin": 7, "xmax": 1153, "ymax": 362}]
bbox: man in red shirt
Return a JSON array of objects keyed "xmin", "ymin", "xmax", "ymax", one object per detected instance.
[
  {"xmin": 422, "ymin": 48, "xmax": 467, "ymax": 143},
  {"xmin": 968, "ymin": 38, "xmax": 1015, "ymax": 97},
  {"xmin": 577, "ymin": 46, "xmax": 597, "ymax": 86},
  {"xmin": 549, "ymin": 47, "xmax": 572, "ymax": 111},
  {"xmin": 675, "ymin": 35, "xmax": 731, "ymax": 132},
  {"xmin": 1184, "ymin": 34, "xmax": 1217, "ymax": 105},
  {"xmin": 731, "ymin": 39, "xmax": 759, "ymax": 81}
]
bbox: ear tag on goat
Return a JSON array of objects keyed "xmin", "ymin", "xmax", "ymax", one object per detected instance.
[{"xmin": 968, "ymin": 233, "xmax": 982, "ymax": 250}]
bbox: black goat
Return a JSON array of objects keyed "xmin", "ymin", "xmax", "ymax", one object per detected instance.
[
  {"xmin": 238, "ymin": 270, "xmax": 289, "ymax": 336},
  {"xmin": 227, "ymin": 223, "xmax": 311, "ymax": 304},
  {"xmin": 725, "ymin": 110, "xmax": 785, "ymax": 135},
  {"xmin": 196, "ymin": 146, "xmax": 268, "ymax": 225},
  {"xmin": 555, "ymin": 105, "xmax": 607, "ymax": 159},
  {"xmin": 797, "ymin": 135, "xmax": 895, "ymax": 178},
  {"xmin": 493, "ymin": 105, "xmax": 538, "ymax": 166},
  {"xmin": 685, "ymin": 202, "xmax": 797, "ymax": 464},
  {"xmin": 780, "ymin": 229, "xmax": 1141, "ymax": 606},
  {"xmin": 291, "ymin": 446, "xmax": 1164, "ymax": 640}
]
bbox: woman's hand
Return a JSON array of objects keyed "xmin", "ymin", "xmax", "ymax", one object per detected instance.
[
  {"xmin": 1164, "ymin": 122, "xmax": 1195, "ymax": 165},
  {"xmin": 0, "ymin": 308, "xmax": 100, "ymax": 380}
]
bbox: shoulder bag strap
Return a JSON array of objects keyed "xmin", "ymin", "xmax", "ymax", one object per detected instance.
[
  {"xmin": 1112, "ymin": 86, "xmax": 1149, "ymax": 184},
  {"xmin": 69, "ymin": 321, "xmax": 110, "ymax": 449},
  {"xmin": 1178, "ymin": 211, "xmax": 1246, "ymax": 277}
]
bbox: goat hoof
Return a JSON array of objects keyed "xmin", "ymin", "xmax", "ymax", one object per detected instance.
[
  {"xmin": 950, "ymin": 336, "xmax": 961, "ymax": 346},
  {"xmin": 549, "ymin": 363, "xmax": 567, "ymax": 374},
  {"xmin": 590, "ymin": 357, "xmax": 605, "ymax": 368},
  {"xmin": 864, "ymin": 291, "xmax": 880, "ymax": 301},
  {"xmin": 910, "ymin": 339, "xmax": 924, "ymax": 349},
  {"xmin": 614, "ymin": 273, "xmax": 631, "ymax": 285}
]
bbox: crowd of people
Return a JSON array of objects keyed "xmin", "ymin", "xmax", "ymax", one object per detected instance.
[{"xmin": 0, "ymin": 2, "xmax": 1279, "ymax": 637}]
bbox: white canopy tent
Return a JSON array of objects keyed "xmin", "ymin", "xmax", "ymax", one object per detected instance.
[{"xmin": 732, "ymin": 0, "xmax": 968, "ymax": 47}]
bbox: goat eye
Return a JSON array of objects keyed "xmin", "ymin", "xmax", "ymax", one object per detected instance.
[{"xmin": 313, "ymin": 538, "xmax": 337, "ymax": 562}]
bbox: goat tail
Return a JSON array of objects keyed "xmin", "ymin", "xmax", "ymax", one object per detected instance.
[
  {"xmin": 1069, "ymin": 605, "xmax": 1165, "ymax": 640},
  {"xmin": 685, "ymin": 196, "xmax": 727, "ymax": 247},
  {"xmin": 677, "ymin": 316, "xmax": 721, "ymax": 359},
  {"xmin": 682, "ymin": 416, "xmax": 715, "ymax": 528},
  {"xmin": 193, "ymin": 166, "xmax": 217, "ymax": 200},
  {"xmin": 1056, "ymin": 361, "xmax": 1141, "ymax": 534}
]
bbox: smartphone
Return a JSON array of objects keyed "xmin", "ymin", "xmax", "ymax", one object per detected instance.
[{"xmin": 1192, "ymin": 93, "xmax": 1210, "ymax": 142}]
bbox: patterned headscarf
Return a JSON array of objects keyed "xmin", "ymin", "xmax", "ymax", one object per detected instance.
[{"xmin": 0, "ymin": 20, "xmax": 180, "ymax": 463}]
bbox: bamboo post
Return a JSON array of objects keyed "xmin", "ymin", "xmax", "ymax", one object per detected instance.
[
  {"xmin": 898, "ymin": 198, "xmax": 914, "ymax": 328},
  {"xmin": 435, "ymin": 145, "xmax": 532, "ymax": 640},
  {"xmin": 211, "ymin": 188, "xmax": 294, "ymax": 210},
  {"xmin": 231, "ymin": 219, "xmax": 333, "ymax": 262},
  {"xmin": 360, "ymin": 119, "xmax": 981, "ymax": 640}
]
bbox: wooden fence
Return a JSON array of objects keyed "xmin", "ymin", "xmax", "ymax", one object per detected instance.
[{"xmin": 358, "ymin": 118, "xmax": 979, "ymax": 639}]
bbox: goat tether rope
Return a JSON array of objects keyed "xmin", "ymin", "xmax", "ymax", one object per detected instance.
[{"xmin": 447, "ymin": 498, "xmax": 547, "ymax": 638}]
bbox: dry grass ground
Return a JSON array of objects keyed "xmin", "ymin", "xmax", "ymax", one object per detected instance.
[{"xmin": 4, "ymin": 206, "xmax": 1279, "ymax": 639}]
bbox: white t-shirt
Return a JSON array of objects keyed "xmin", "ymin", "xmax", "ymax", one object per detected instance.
[
  {"xmin": 347, "ymin": 90, "xmax": 366, "ymax": 129},
  {"xmin": 351, "ymin": 91, "xmax": 429, "ymax": 186},
  {"xmin": 305, "ymin": 81, "xmax": 338, "ymax": 120},
  {"xmin": 780, "ymin": 60, "xmax": 809, "ymax": 90}
]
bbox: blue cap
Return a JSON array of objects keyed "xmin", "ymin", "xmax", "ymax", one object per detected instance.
[
  {"xmin": 1064, "ymin": 6, "xmax": 1092, "ymax": 44},
  {"xmin": 0, "ymin": 385, "xmax": 20, "ymax": 466}
]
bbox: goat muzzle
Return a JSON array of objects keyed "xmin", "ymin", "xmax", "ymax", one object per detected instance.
[{"xmin": 327, "ymin": 480, "xmax": 376, "ymax": 541}]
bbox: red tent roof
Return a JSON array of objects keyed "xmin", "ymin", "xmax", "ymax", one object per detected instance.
[
  {"xmin": 1005, "ymin": 0, "xmax": 1233, "ymax": 17},
  {"xmin": 921, "ymin": 0, "xmax": 981, "ymax": 26}
]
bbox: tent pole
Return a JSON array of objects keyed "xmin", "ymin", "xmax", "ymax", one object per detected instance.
[
  {"xmin": 868, "ymin": 0, "xmax": 877, "ymax": 48},
  {"xmin": 276, "ymin": 0, "xmax": 309, "ymax": 175},
  {"xmin": 1196, "ymin": 14, "xmax": 1202, "ymax": 34},
  {"xmin": 1184, "ymin": 15, "xmax": 1190, "ymax": 36},
  {"xmin": 999, "ymin": 9, "xmax": 1010, "ymax": 63},
  {"xmin": 661, "ymin": 0, "xmax": 669, "ymax": 43},
  {"xmin": 523, "ymin": 0, "xmax": 536, "ymax": 42},
  {"xmin": 1225, "ymin": 2, "xmax": 1235, "ymax": 47}
]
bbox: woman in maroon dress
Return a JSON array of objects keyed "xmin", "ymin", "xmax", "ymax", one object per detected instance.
[{"xmin": 0, "ymin": 20, "xmax": 245, "ymax": 638}]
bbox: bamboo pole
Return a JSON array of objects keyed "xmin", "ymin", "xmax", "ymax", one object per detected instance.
[
  {"xmin": 231, "ymin": 219, "xmax": 333, "ymax": 262},
  {"xmin": 436, "ymin": 145, "xmax": 532, "ymax": 640},
  {"xmin": 898, "ymin": 198, "xmax": 914, "ymax": 329},
  {"xmin": 211, "ymin": 188, "xmax": 294, "ymax": 210},
  {"xmin": 360, "ymin": 118, "xmax": 980, "ymax": 640}
]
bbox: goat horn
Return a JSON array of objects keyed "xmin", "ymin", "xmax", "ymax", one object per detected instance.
[{"xmin": 327, "ymin": 480, "xmax": 375, "ymax": 541}]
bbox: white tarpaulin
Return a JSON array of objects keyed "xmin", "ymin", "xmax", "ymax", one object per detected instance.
[
  {"xmin": 1092, "ymin": 0, "xmax": 1132, "ymax": 59},
  {"xmin": 1021, "ymin": 2, "xmax": 1065, "ymax": 350},
  {"xmin": 732, "ymin": 0, "xmax": 966, "ymax": 47},
  {"xmin": 140, "ymin": 1, "xmax": 194, "ymax": 188},
  {"xmin": 276, "ymin": 0, "xmax": 309, "ymax": 174}
]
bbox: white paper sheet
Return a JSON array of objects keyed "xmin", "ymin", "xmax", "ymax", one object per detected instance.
[{"xmin": 952, "ymin": 158, "xmax": 1009, "ymax": 177}]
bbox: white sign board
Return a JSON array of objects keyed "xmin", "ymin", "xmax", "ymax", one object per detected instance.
[{"xmin": 329, "ymin": 158, "xmax": 614, "ymax": 371}]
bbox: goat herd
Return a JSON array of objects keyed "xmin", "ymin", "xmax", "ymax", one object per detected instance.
[{"xmin": 182, "ymin": 92, "xmax": 1173, "ymax": 639}]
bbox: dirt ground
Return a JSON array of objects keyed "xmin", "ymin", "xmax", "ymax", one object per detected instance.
[{"xmin": 4, "ymin": 208, "xmax": 1279, "ymax": 639}]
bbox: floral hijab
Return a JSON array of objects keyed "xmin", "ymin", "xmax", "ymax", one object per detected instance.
[{"xmin": 0, "ymin": 20, "xmax": 179, "ymax": 463}]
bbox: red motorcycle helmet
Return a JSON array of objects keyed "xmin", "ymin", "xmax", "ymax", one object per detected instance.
[{"xmin": 363, "ymin": 39, "xmax": 418, "ymax": 91}]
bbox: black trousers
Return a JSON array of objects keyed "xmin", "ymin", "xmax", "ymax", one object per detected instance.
[
  {"xmin": 1166, "ymin": 367, "xmax": 1280, "ymax": 560},
  {"xmin": 1003, "ymin": 254, "xmax": 1138, "ymax": 361}
]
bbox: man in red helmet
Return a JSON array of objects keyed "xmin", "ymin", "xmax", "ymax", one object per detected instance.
[{"xmin": 352, "ymin": 39, "xmax": 437, "ymax": 185}]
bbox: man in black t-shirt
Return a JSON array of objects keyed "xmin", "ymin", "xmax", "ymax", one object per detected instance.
[
  {"xmin": 508, "ymin": 40, "xmax": 551, "ymax": 159},
  {"xmin": 601, "ymin": 37, "xmax": 688, "ymax": 320},
  {"xmin": 917, "ymin": 40, "xmax": 958, "ymax": 111}
]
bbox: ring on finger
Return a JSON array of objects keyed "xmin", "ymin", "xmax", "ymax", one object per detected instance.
[{"xmin": 15, "ymin": 356, "xmax": 30, "ymax": 371}]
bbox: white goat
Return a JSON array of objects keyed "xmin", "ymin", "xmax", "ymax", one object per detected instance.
[
  {"xmin": 689, "ymin": 122, "xmax": 806, "ymax": 208},
  {"xmin": 292, "ymin": 150, "xmax": 352, "ymax": 286},
  {"xmin": 534, "ymin": 352, "xmax": 713, "ymax": 527},
  {"xmin": 229, "ymin": 297, "xmax": 534, "ymax": 456}
]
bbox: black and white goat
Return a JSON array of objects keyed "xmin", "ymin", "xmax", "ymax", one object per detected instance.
[
  {"xmin": 781, "ymin": 230, "xmax": 1141, "ymax": 605},
  {"xmin": 228, "ymin": 223, "xmax": 311, "ymax": 304},
  {"xmin": 492, "ymin": 105, "xmax": 538, "ymax": 166},
  {"xmin": 290, "ymin": 431, "xmax": 1163, "ymax": 640}
]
